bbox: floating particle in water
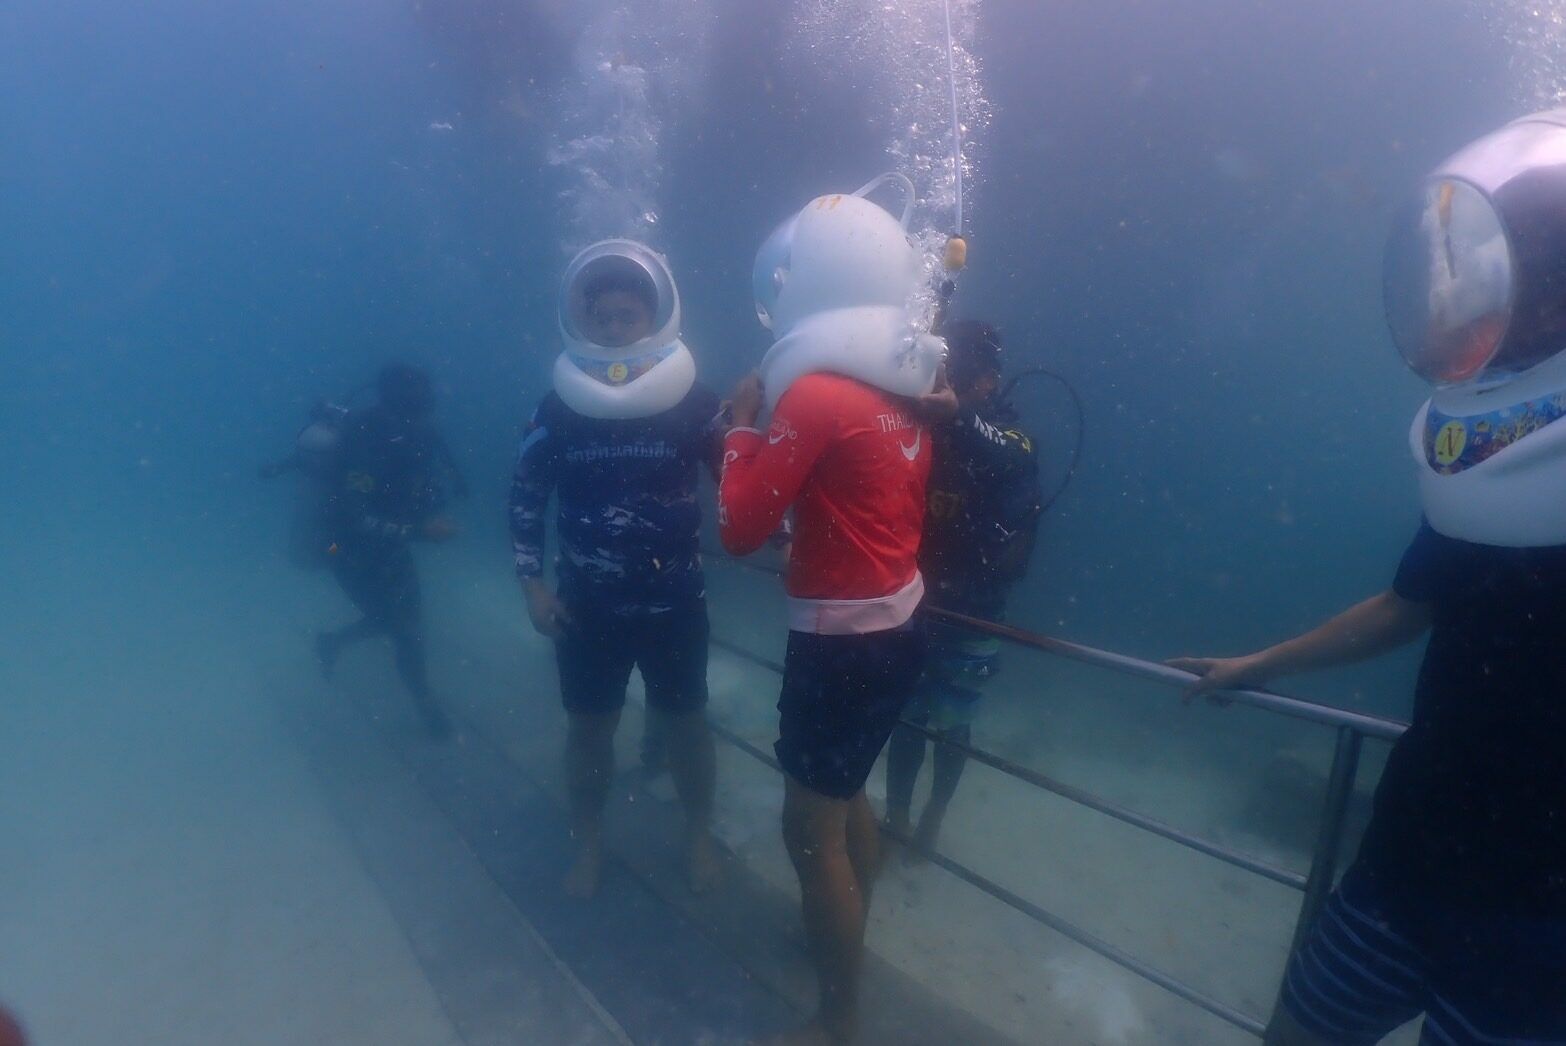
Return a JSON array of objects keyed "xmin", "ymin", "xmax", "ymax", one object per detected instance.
[
  {"xmin": 789, "ymin": 0, "xmax": 992, "ymax": 246},
  {"xmin": 546, "ymin": 0, "xmax": 717, "ymax": 253},
  {"xmin": 1484, "ymin": 0, "xmax": 1566, "ymax": 104}
]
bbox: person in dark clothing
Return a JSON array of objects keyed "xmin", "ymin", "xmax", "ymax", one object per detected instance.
[
  {"xmin": 260, "ymin": 395, "xmax": 468, "ymax": 570},
  {"xmin": 316, "ymin": 364, "xmax": 461, "ymax": 739},
  {"xmin": 512, "ymin": 241, "xmax": 722, "ymax": 898},
  {"xmin": 1172, "ymin": 530, "xmax": 1566, "ymax": 1045},
  {"xmin": 1174, "ymin": 112, "xmax": 1566, "ymax": 1045},
  {"xmin": 885, "ymin": 320, "xmax": 1042, "ymax": 858}
]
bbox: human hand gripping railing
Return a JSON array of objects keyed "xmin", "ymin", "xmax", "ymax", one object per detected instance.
[{"xmin": 700, "ymin": 548, "xmax": 1408, "ymax": 1039}]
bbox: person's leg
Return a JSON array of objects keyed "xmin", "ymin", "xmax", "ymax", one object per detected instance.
[
  {"xmin": 882, "ymin": 721, "xmax": 926, "ymax": 840},
  {"xmin": 780, "ymin": 774, "xmax": 865, "ymax": 1045},
  {"xmin": 318, "ymin": 550, "xmax": 389, "ymax": 678},
  {"xmin": 660, "ymin": 708, "xmax": 719, "ymax": 892},
  {"xmin": 903, "ymin": 632, "xmax": 987, "ymax": 861},
  {"xmin": 314, "ymin": 617, "xmax": 379, "ymax": 679},
  {"xmin": 384, "ymin": 552, "xmax": 450, "ymax": 738},
  {"xmin": 556, "ymin": 607, "xmax": 636, "ymax": 898},
  {"xmin": 639, "ymin": 712, "xmax": 668, "ymax": 779},
  {"xmin": 768, "ymin": 626, "xmax": 924, "ymax": 1044},
  {"xmin": 844, "ymin": 790, "xmax": 882, "ymax": 902},
  {"xmin": 564, "ymin": 708, "xmax": 622, "ymax": 898},
  {"xmin": 912, "ymin": 723, "xmax": 970, "ymax": 856},
  {"xmin": 640, "ymin": 602, "xmax": 719, "ymax": 892}
]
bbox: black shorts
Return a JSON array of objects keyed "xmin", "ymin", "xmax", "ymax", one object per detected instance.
[
  {"xmin": 1281, "ymin": 861, "xmax": 1566, "ymax": 1044},
  {"xmin": 775, "ymin": 624, "xmax": 925, "ymax": 800},
  {"xmin": 554, "ymin": 601, "xmax": 710, "ymax": 717}
]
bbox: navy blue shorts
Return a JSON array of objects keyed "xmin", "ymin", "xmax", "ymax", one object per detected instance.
[
  {"xmin": 554, "ymin": 601, "xmax": 709, "ymax": 717},
  {"xmin": 775, "ymin": 624, "xmax": 925, "ymax": 800},
  {"xmin": 1281, "ymin": 862, "xmax": 1566, "ymax": 1044}
]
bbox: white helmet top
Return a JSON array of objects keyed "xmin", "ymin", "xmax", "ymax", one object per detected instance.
[{"xmin": 752, "ymin": 174, "xmax": 943, "ymax": 408}]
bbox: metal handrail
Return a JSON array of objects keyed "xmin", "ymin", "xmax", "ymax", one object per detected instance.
[
  {"xmin": 706, "ymin": 552, "xmax": 1409, "ymax": 743},
  {"xmin": 928, "ymin": 608, "xmax": 1408, "ymax": 742},
  {"xmin": 709, "ymin": 635, "xmax": 1306, "ymax": 891},
  {"xmin": 702, "ymin": 551, "xmax": 1411, "ymax": 1039},
  {"xmin": 697, "ymin": 650, "xmax": 1268, "ymax": 1037}
]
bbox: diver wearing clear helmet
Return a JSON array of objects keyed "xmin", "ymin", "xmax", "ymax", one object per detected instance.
[
  {"xmin": 510, "ymin": 240, "xmax": 723, "ymax": 899},
  {"xmin": 719, "ymin": 178, "xmax": 954, "ymax": 1045},
  {"xmin": 1174, "ymin": 113, "xmax": 1566, "ymax": 1044}
]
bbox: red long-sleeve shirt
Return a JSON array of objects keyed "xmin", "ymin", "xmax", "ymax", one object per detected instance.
[{"xmin": 719, "ymin": 372, "xmax": 930, "ymax": 634}]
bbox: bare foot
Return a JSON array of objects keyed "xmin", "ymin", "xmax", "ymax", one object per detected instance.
[
  {"xmin": 564, "ymin": 842, "xmax": 602, "ymax": 899},
  {"xmin": 686, "ymin": 832, "xmax": 722, "ymax": 895}
]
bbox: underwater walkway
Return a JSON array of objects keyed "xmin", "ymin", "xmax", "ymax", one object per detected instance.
[
  {"xmin": 272, "ymin": 600, "xmax": 1007, "ymax": 1045},
  {"xmin": 268, "ymin": 549, "xmax": 1411, "ymax": 1045}
]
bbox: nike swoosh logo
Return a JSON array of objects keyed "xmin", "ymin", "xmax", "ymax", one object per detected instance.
[
  {"xmin": 900, "ymin": 431, "xmax": 922, "ymax": 461},
  {"xmin": 768, "ymin": 431, "xmax": 788, "ymax": 445}
]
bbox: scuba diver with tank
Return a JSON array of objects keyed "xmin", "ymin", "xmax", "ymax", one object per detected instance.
[
  {"xmin": 1174, "ymin": 111, "xmax": 1566, "ymax": 1045},
  {"xmin": 509, "ymin": 240, "xmax": 723, "ymax": 900},
  {"xmin": 313, "ymin": 364, "xmax": 464, "ymax": 741},
  {"xmin": 884, "ymin": 319, "xmax": 1044, "ymax": 860},
  {"xmin": 260, "ymin": 386, "xmax": 467, "ymax": 570}
]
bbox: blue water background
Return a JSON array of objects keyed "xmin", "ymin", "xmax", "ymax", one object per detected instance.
[{"xmin": 4, "ymin": 0, "xmax": 1522, "ymax": 716}]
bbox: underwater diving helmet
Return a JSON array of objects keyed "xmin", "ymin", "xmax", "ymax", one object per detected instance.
[
  {"xmin": 1385, "ymin": 110, "xmax": 1566, "ymax": 547},
  {"xmin": 753, "ymin": 173, "xmax": 945, "ymax": 408},
  {"xmin": 553, "ymin": 239, "xmax": 695, "ymax": 420}
]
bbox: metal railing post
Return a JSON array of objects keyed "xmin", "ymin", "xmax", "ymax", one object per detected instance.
[{"xmin": 1285, "ymin": 724, "xmax": 1363, "ymax": 960}]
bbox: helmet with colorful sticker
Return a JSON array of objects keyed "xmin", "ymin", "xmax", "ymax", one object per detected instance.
[
  {"xmin": 554, "ymin": 239, "xmax": 695, "ymax": 420},
  {"xmin": 1385, "ymin": 110, "xmax": 1566, "ymax": 545}
]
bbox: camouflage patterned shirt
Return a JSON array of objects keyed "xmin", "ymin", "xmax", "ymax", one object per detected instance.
[{"xmin": 510, "ymin": 384, "xmax": 721, "ymax": 615}]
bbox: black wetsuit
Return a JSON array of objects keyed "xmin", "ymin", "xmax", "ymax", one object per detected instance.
[
  {"xmin": 320, "ymin": 405, "xmax": 452, "ymax": 729},
  {"xmin": 886, "ymin": 400, "xmax": 1040, "ymax": 825},
  {"xmin": 920, "ymin": 401, "xmax": 1041, "ymax": 618}
]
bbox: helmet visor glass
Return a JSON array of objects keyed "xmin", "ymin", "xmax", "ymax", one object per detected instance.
[
  {"xmin": 1384, "ymin": 178, "xmax": 1513, "ymax": 386},
  {"xmin": 561, "ymin": 246, "xmax": 677, "ymax": 353}
]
